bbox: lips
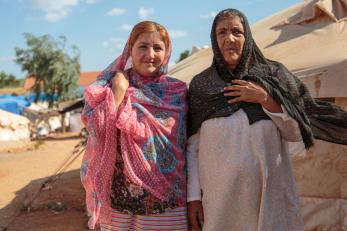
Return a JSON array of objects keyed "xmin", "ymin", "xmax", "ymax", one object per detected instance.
[
  {"xmin": 224, "ymin": 47, "xmax": 236, "ymax": 52},
  {"xmin": 143, "ymin": 60, "xmax": 155, "ymax": 64}
]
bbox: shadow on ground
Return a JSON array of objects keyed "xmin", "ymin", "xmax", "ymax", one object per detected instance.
[{"xmin": 0, "ymin": 169, "xmax": 91, "ymax": 231}]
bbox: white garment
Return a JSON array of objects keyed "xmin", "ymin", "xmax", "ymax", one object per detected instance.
[{"xmin": 187, "ymin": 107, "xmax": 305, "ymax": 231}]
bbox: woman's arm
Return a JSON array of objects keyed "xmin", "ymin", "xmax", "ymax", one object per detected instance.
[
  {"xmin": 187, "ymin": 132, "xmax": 202, "ymax": 201},
  {"xmin": 111, "ymin": 71, "xmax": 129, "ymax": 109},
  {"xmin": 224, "ymin": 79, "xmax": 282, "ymax": 113},
  {"xmin": 224, "ymin": 79, "xmax": 301, "ymax": 141},
  {"xmin": 263, "ymin": 106, "xmax": 302, "ymax": 142},
  {"xmin": 187, "ymin": 132, "xmax": 204, "ymax": 231}
]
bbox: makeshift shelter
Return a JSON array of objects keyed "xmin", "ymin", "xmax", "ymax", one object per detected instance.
[
  {"xmin": 0, "ymin": 109, "xmax": 30, "ymax": 141},
  {"xmin": 0, "ymin": 94, "xmax": 32, "ymax": 115},
  {"xmin": 169, "ymin": 0, "xmax": 347, "ymax": 230}
]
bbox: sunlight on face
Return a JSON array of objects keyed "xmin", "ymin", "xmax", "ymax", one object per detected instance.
[
  {"xmin": 131, "ymin": 32, "xmax": 166, "ymax": 77},
  {"xmin": 216, "ymin": 16, "xmax": 245, "ymax": 70}
]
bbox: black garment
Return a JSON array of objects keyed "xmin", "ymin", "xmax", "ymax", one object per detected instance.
[{"xmin": 188, "ymin": 8, "xmax": 347, "ymax": 148}]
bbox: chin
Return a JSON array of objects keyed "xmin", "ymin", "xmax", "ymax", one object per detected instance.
[
  {"xmin": 225, "ymin": 57, "xmax": 239, "ymax": 66},
  {"xmin": 139, "ymin": 70, "xmax": 158, "ymax": 77}
]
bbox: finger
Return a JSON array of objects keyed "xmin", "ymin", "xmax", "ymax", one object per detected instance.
[
  {"xmin": 190, "ymin": 215, "xmax": 201, "ymax": 231},
  {"xmin": 231, "ymin": 79, "xmax": 249, "ymax": 86},
  {"xmin": 224, "ymin": 85, "xmax": 243, "ymax": 91},
  {"xmin": 198, "ymin": 208, "xmax": 204, "ymax": 227},
  {"xmin": 228, "ymin": 96, "xmax": 243, "ymax": 104},
  {"xmin": 224, "ymin": 91, "xmax": 241, "ymax": 97}
]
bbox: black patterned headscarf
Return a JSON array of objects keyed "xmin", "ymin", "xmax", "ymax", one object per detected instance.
[{"xmin": 188, "ymin": 8, "xmax": 347, "ymax": 148}]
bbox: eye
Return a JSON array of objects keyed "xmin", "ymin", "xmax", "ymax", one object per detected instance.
[
  {"xmin": 217, "ymin": 29, "xmax": 227, "ymax": 36},
  {"xmin": 154, "ymin": 46, "xmax": 164, "ymax": 52},
  {"xmin": 139, "ymin": 44, "xmax": 147, "ymax": 49},
  {"xmin": 233, "ymin": 29, "xmax": 244, "ymax": 37}
]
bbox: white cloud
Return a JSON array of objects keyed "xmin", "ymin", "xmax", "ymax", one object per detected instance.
[
  {"xmin": 121, "ymin": 24, "xmax": 133, "ymax": 31},
  {"xmin": 138, "ymin": 7, "xmax": 154, "ymax": 19},
  {"xmin": 105, "ymin": 8, "xmax": 126, "ymax": 16},
  {"xmin": 102, "ymin": 37, "xmax": 126, "ymax": 50},
  {"xmin": 33, "ymin": 0, "xmax": 78, "ymax": 22},
  {"xmin": 169, "ymin": 30, "xmax": 187, "ymax": 39},
  {"xmin": 200, "ymin": 11, "xmax": 217, "ymax": 19}
]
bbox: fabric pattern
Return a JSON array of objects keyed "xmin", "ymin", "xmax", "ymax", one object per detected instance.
[
  {"xmin": 100, "ymin": 207, "xmax": 188, "ymax": 231},
  {"xmin": 110, "ymin": 154, "xmax": 179, "ymax": 215},
  {"xmin": 80, "ymin": 30, "xmax": 188, "ymax": 229}
]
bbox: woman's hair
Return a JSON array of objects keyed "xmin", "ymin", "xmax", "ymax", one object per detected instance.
[{"xmin": 128, "ymin": 21, "xmax": 170, "ymax": 49}]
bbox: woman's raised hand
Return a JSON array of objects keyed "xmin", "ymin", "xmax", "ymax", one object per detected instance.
[
  {"xmin": 111, "ymin": 71, "xmax": 129, "ymax": 108},
  {"xmin": 224, "ymin": 79, "xmax": 282, "ymax": 113},
  {"xmin": 112, "ymin": 71, "xmax": 129, "ymax": 93}
]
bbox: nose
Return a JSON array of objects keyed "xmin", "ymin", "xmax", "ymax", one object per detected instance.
[
  {"xmin": 226, "ymin": 33, "xmax": 236, "ymax": 43},
  {"xmin": 146, "ymin": 47, "xmax": 155, "ymax": 58}
]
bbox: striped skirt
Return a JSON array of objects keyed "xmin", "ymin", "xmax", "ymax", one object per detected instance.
[{"xmin": 100, "ymin": 207, "xmax": 188, "ymax": 231}]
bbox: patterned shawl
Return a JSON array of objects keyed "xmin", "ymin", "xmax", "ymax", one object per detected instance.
[
  {"xmin": 81, "ymin": 30, "xmax": 188, "ymax": 229},
  {"xmin": 188, "ymin": 8, "xmax": 347, "ymax": 148}
]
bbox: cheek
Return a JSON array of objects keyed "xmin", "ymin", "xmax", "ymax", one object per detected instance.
[
  {"xmin": 216, "ymin": 37, "xmax": 223, "ymax": 51},
  {"xmin": 131, "ymin": 51, "xmax": 143, "ymax": 64},
  {"xmin": 156, "ymin": 52, "xmax": 166, "ymax": 64},
  {"xmin": 238, "ymin": 39, "xmax": 245, "ymax": 53}
]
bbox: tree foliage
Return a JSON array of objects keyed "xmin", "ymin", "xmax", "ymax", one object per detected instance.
[
  {"xmin": 15, "ymin": 33, "xmax": 80, "ymax": 106},
  {"xmin": 176, "ymin": 49, "xmax": 190, "ymax": 63},
  {"xmin": 0, "ymin": 71, "xmax": 20, "ymax": 88}
]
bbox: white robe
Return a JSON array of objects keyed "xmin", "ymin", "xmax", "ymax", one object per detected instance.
[{"xmin": 187, "ymin": 107, "xmax": 305, "ymax": 231}]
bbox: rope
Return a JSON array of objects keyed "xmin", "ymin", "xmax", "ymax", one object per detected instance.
[{"xmin": 1, "ymin": 136, "xmax": 87, "ymax": 231}]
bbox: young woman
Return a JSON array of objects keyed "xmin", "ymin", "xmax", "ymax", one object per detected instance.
[{"xmin": 81, "ymin": 21, "xmax": 188, "ymax": 231}]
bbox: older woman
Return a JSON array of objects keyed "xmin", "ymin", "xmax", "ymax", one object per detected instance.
[
  {"xmin": 81, "ymin": 21, "xmax": 188, "ymax": 230},
  {"xmin": 187, "ymin": 9, "xmax": 347, "ymax": 231}
]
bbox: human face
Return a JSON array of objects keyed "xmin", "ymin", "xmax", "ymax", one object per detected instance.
[
  {"xmin": 131, "ymin": 32, "xmax": 166, "ymax": 77},
  {"xmin": 215, "ymin": 16, "xmax": 245, "ymax": 70}
]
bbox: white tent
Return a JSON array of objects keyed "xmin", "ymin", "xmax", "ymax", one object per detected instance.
[
  {"xmin": 169, "ymin": 0, "xmax": 347, "ymax": 229},
  {"xmin": 0, "ymin": 109, "xmax": 30, "ymax": 141}
]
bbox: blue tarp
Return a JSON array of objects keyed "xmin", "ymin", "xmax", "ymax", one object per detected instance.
[
  {"xmin": 0, "ymin": 90, "xmax": 83, "ymax": 115},
  {"xmin": 0, "ymin": 94, "xmax": 35, "ymax": 114}
]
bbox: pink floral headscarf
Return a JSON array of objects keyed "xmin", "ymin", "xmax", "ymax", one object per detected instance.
[{"xmin": 80, "ymin": 22, "xmax": 188, "ymax": 229}]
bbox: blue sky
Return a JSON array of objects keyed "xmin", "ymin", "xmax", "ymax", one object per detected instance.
[{"xmin": 0, "ymin": 0, "xmax": 300, "ymax": 79}]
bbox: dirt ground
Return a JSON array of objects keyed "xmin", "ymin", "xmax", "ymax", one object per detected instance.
[{"xmin": 0, "ymin": 133, "xmax": 94, "ymax": 231}]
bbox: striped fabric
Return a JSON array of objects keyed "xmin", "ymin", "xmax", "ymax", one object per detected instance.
[{"xmin": 100, "ymin": 207, "xmax": 188, "ymax": 231}]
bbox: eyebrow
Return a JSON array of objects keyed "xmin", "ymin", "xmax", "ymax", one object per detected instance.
[
  {"xmin": 216, "ymin": 26, "xmax": 244, "ymax": 33},
  {"xmin": 137, "ymin": 41, "xmax": 165, "ymax": 46}
]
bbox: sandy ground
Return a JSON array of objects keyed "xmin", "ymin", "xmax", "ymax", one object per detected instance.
[{"xmin": 0, "ymin": 133, "xmax": 92, "ymax": 231}]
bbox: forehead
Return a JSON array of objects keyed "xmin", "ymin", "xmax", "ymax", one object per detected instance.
[
  {"xmin": 134, "ymin": 31, "xmax": 165, "ymax": 45},
  {"xmin": 216, "ymin": 16, "xmax": 244, "ymax": 30}
]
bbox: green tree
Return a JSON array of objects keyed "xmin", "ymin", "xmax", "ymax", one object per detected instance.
[
  {"xmin": 176, "ymin": 49, "xmax": 190, "ymax": 63},
  {"xmin": 0, "ymin": 71, "xmax": 20, "ymax": 88},
  {"xmin": 15, "ymin": 33, "xmax": 80, "ymax": 106}
]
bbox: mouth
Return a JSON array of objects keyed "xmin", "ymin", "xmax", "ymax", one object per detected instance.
[
  {"xmin": 143, "ymin": 61, "xmax": 156, "ymax": 66},
  {"xmin": 224, "ymin": 47, "xmax": 237, "ymax": 52}
]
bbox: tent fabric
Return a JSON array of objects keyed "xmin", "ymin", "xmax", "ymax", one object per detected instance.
[
  {"xmin": 252, "ymin": 0, "xmax": 347, "ymax": 98},
  {"xmin": 274, "ymin": 0, "xmax": 347, "ymax": 25},
  {"xmin": 0, "ymin": 109, "xmax": 30, "ymax": 141},
  {"xmin": 0, "ymin": 95, "xmax": 31, "ymax": 114},
  {"xmin": 0, "ymin": 94, "xmax": 38, "ymax": 114}
]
